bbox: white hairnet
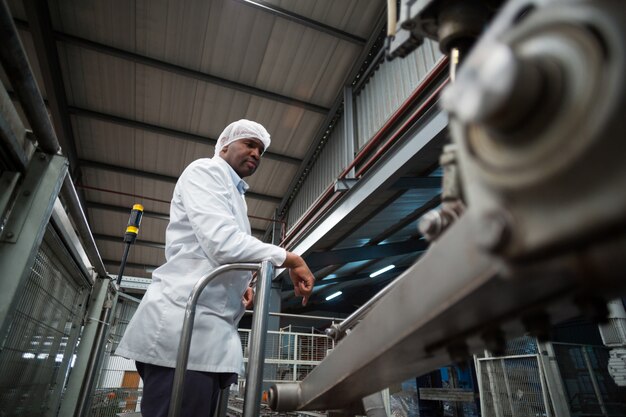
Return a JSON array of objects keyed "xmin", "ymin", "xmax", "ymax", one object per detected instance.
[{"xmin": 214, "ymin": 119, "xmax": 271, "ymax": 157}]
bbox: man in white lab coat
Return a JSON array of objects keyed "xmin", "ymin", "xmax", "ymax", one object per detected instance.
[{"xmin": 116, "ymin": 119, "xmax": 315, "ymax": 417}]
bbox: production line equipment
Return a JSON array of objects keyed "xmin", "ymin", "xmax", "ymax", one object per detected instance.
[{"xmin": 269, "ymin": 0, "xmax": 626, "ymax": 414}]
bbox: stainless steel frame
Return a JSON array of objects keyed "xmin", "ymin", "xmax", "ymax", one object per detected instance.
[
  {"xmin": 270, "ymin": 213, "xmax": 626, "ymax": 411},
  {"xmin": 169, "ymin": 260, "xmax": 275, "ymax": 417}
]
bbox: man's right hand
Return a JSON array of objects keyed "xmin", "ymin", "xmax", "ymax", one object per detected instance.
[{"xmin": 282, "ymin": 252, "xmax": 315, "ymax": 306}]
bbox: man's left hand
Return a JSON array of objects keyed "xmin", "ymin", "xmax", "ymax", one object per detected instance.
[{"xmin": 243, "ymin": 286, "xmax": 254, "ymax": 309}]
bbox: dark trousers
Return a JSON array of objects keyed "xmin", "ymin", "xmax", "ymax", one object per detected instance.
[{"xmin": 136, "ymin": 361, "xmax": 237, "ymax": 417}]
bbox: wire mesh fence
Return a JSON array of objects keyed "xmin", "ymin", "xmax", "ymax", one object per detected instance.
[
  {"xmin": 476, "ymin": 336, "xmax": 626, "ymax": 417},
  {"xmin": 0, "ymin": 231, "xmax": 89, "ymax": 417},
  {"xmin": 239, "ymin": 328, "xmax": 334, "ymax": 384},
  {"xmin": 551, "ymin": 343, "xmax": 626, "ymax": 416},
  {"xmin": 88, "ymin": 296, "xmax": 142, "ymax": 417},
  {"xmin": 477, "ymin": 354, "xmax": 550, "ymax": 417}
]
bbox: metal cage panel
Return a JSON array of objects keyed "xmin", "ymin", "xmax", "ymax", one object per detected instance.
[
  {"xmin": 240, "ymin": 329, "xmax": 333, "ymax": 383},
  {"xmin": 0, "ymin": 228, "xmax": 90, "ymax": 417},
  {"xmin": 552, "ymin": 343, "xmax": 626, "ymax": 416},
  {"xmin": 477, "ymin": 355, "xmax": 550, "ymax": 417},
  {"xmin": 89, "ymin": 296, "xmax": 142, "ymax": 417}
]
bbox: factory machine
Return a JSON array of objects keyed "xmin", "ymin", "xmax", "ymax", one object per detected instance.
[{"xmin": 269, "ymin": 0, "xmax": 626, "ymax": 414}]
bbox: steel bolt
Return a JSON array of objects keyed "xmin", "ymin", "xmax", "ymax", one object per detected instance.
[
  {"xmin": 401, "ymin": 20, "xmax": 417, "ymax": 30},
  {"xmin": 418, "ymin": 210, "xmax": 442, "ymax": 241}
]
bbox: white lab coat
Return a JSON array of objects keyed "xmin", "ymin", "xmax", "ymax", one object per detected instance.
[{"xmin": 115, "ymin": 156, "xmax": 286, "ymax": 374}]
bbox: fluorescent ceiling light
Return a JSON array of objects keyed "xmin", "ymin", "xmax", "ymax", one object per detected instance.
[
  {"xmin": 325, "ymin": 291, "xmax": 342, "ymax": 301},
  {"xmin": 370, "ymin": 264, "xmax": 395, "ymax": 278}
]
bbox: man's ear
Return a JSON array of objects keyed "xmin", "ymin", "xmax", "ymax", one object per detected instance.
[{"xmin": 220, "ymin": 145, "xmax": 229, "ymax": 155}]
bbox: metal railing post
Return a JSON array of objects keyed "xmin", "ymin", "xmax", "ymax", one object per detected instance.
[
  {"xmin": 168, "ymin": 262, "xmax": 260, "ymax": 417},
  {"xmin": 243, "ymin": 260, "xmax": 275, "ymax": 417}
]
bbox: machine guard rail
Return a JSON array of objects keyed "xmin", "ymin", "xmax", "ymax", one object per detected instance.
[{"xmin": 169, "ymin": 260, "xmax": 275, "ymax": 417}]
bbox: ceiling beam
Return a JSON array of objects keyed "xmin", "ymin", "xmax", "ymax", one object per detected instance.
[
  {"xmin": 94, "ymin": 233, "xmax": 165, "ymax": 250},
  {"xmin": 80, "ymin": 158, "xmax": 179, "ymax": 183},
  {"xmin": 103, "ymin": 258, "xmax": 159, "ymax": 271},
  {"xmin": 234, "ymin": 0, "xmax": 366, "ymax": 46},
  {"xmin": 13, "ymin": 19, "xmax": 329, "ymax": 115},
  {"xmin": 7, "ymin": 91, "xmax": 302, "ymax": 165},
  {"xmin": 80, "ymin": 158, "xmax": 282, "ymax": 204},
  {"xmin": 87, "ymin": 201, "xmax": 170, "ymax": 221},
  {"xmin": 322, "ymin": 189, "xmax": 407, "ymax": 250},
  {"xmin": 328, "ymin": 194, "xmax": 440, "ymax": 280},
  {"xmin": 369, "ymin": 194, "xmax": 441, "ymax": 245},
  {"xmin": 67, "ymin": 105, "xmax": 302, "ymax": 165},
  {"xmin": 281, "ymin": 265, "xmax": 414, "ymax": 310},
  {"xmin": 299, "ymin": 192, "xmax": 441, "ymax": 280},
  {"xmin": 305, "ymin": 239, "xmax": 428, "ymax": 269},
  {"xmin": 87, "ymin": 201, "xmax": 266, "ymax": 234},
  {"xmin": 315, "ymin": 266, "xmax": 409, "ymax": 286}
]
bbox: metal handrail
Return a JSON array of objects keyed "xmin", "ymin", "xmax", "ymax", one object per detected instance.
[{"xmin": 168, "ymin": 260, "xmax": 274, "ymax": 417}]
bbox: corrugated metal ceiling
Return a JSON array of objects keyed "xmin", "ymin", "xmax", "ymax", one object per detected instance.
[{"xmin": 6, "ymin": 0, "xmax": 385, "ymax": 279}]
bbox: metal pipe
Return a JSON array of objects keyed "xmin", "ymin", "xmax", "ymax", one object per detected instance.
[
  {"xmin": 0, "ymin": 4, "xmax": 107, "ymax": 280},
  {"xmin": 326, "ymin": 274, "xmax": 402, "ymax": 341},
  {"xmin": 168, "ymin": 262, "xmax": 261, "ymax": 417},
  {"xmin": 0, "ymin": 0, "xmax": 60, "ymax": 155},
  {"xmin": 243, "ymin": 260, "xmax": 275, "ymax": 417},
  {"xmin": 60, "ymin": 175, "xmax": 108, "ymax": 277},
  {"xmin": 234, "ymin": 0, "xmax": 366, "ymax": 46},
  {"xmin": 75, "ymin": 279, "xmax": 115, "ymax": 417},
  {"xmin": 386, "ymin": 0, "xmax": 397, "ymax": 38}
]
